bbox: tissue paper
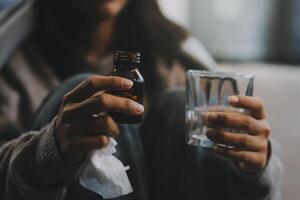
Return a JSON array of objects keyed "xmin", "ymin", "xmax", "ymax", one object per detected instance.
[{"xmin": 80, "ymin": 138, "xmax": 133, "ymax": 199}]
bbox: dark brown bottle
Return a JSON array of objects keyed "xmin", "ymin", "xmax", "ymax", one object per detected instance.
[{"xmin": 110, "ymin": 51, "xmax": 144, "ymax": 124}]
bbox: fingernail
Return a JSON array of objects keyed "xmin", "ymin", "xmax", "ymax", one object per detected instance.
[
  {"xmin": 229, "ymin": 96, "xmax": 239, "ymax": 104},
  {"xmin": 207, "ymin": 114, "xmax": 218, "ymax": 122},
  {"xmin": 122, "ymin": 80, "xmax": 133, "ymax": 89},
  {"xmin": 134, "ymin": 103, "xmax": 144, "ymax": 114}
]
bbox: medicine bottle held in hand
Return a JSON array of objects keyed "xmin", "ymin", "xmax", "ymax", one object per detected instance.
[{"xmin": 110, "ymin": 51, "xmax": 144, "ymax": 124}]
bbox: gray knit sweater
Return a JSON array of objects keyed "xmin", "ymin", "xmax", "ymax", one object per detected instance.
[{"xmin": 0, "ymin": 120, "xmax": 81, "ymax": 199}]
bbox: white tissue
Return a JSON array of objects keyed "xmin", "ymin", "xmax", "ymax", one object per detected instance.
[{"xmin": 79, "ymin": 138, "xmax": 133, "ymax": 199}]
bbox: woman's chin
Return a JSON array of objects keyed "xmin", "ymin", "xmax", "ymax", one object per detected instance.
[
  {"xmin": 98, "ymin": 8, "xmax": 118, "ymax": 19},
  {"xmin": 97, "ymin": 1, "xmax": 126, "ymax": 19}
]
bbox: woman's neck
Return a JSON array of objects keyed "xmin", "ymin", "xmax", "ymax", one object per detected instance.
[{"xmin": 86, "ymin": 19, "xmax": 115, "ymax": 65}]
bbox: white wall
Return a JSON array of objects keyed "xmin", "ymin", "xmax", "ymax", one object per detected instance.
[{"xmin": 157, "ymin": 0, "xmax": 191, "ymax": 28}]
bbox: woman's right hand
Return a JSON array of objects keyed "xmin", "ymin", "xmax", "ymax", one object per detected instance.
[{"xmin": 54, "ymin": 76, "xmax": 144, "ymax": 163}]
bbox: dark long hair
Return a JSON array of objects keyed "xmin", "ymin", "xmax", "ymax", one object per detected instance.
[{"xmin": 33, "ymin": 0, "xmax": 206, "ymax": 98}]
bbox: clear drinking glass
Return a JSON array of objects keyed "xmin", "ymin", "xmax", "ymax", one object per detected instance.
[{"xmin": 186, "ymin": 70, "xmax": 255, "ymax": 148}]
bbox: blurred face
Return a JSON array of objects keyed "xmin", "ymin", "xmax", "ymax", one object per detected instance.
[{"xmin": 66, "ymin": 0, "xmax": 129, "ymax": 20}]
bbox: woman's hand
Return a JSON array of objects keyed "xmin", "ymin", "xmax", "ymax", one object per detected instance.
[
  {"xmin": 204, "ymin": 96, "xmax": 271, "ymax": 173},
  {"xmin": 55, "ymin": 76, "xmax": 144, "ymax": 163}
]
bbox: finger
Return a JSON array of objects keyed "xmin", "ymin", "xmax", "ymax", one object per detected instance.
[
  {"xmin": 67, "ymin": 135, "xmax": 109, "ymax": 152},
  {"xmin": 228, "ymin": 96, "xmax": 266, "ymax": 119},
  {"xmin": 64, "ymin": 76, "xmax": 133, "ymax": 103},
  {"xmin": 206, "ymin": 129, "xmax": 265, "ymax": 151},
  {"xmin": 63, "ymin": 93, "xmax": 144, "ymax": 122},
  {"xmin": 214, "ymin": 146, "xmax": 264, "ymax": 167},
  {"xmin": 66, "ymin": 116, "xmax": 119, "ymax": 138},
  {"xmin": 202, "ymin": 112, "xmax": 263, "ymax": 135}
]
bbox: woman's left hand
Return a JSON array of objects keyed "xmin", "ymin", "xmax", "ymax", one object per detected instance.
[{"xmin": 204, "ymin": 96, "xmax": 271, "ymax": 173}]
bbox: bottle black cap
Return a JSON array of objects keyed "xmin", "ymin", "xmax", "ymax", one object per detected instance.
[{"xmin": 114, "ymin": 51, "xmax": 141, "ymax": 70}]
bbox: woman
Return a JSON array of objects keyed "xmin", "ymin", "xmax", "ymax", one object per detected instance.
[
  {"xmin": 33, "ymin": 0, "xmax": 216, "ymax": 101},
  {"xmin": 0, "ymin": 0, "xmax": 215, "ymax": 134},
  {"xmin": 0, "ymin": 0, "xmax": 282, "ymax": 199}
]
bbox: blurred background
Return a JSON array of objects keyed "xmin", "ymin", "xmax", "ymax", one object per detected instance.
[
  {"xmin": 159, "ymin": 0, "xmax": 300, "ymax": 63},
  {"xmin": 158, "ymin": 0, "xmax": 300, "ymax": 199},
  {"xmin": 0, "ymin": 0, "xmax": 299, "ymax": 199}
]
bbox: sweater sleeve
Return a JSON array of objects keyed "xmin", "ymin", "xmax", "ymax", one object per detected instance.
[
  {"xmin": 226, "ymin": 139, "xmax": 284, "ymax": 200},
  {"xmin": 0, "ymin": 119, "xmax": 82, "ymax": 200}
]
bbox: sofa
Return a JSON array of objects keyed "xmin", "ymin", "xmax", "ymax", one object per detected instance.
[{"xmin": 222, "ymin": 63, "xmax": 300, "ymax": 200}]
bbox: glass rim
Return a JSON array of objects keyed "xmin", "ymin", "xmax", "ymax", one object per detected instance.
[{"xmin": 187, "ymin": 70, "xmax": 255, "ymax": 79}]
